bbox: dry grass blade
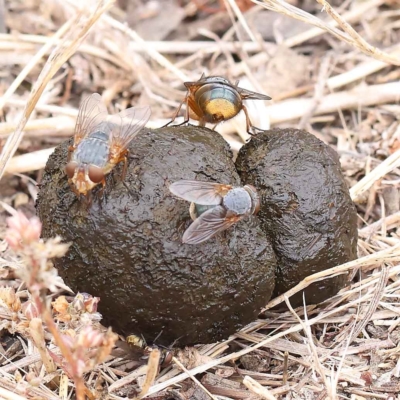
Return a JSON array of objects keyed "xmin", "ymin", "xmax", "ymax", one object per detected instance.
[
  {"xmin": 5, "ymin": 148, "xmax": 56, "ymax": 175},
  {"xmin": 350, "ymin": 147, "xmax": 400, "ymax": 201},
  {"xmin": 252, "ymin": 0, "xmax": 400, "ymax": 66},
  {"xmin": 0, "ymin": 387, "xmax": 28, "ymax": 400},
  {"xmin": 0, "ymin": 19, "xmax": 73, "ymax": 113},
  {"xmin": 243, "ymin": 376, "xmax": 277, "ymax": 400},
  {"xmin": 338, "ymin": 266, "xmax": 390, "ymax": 343},
  {"xmin": 29, "ymin": 318, "xmax": 56, "ymax": 374},
  {"xmin": 102, "ymin": 14, "xmax": 190, "ymax": 82},
  {"xmin": 136, "ymin": 349, "xmax": 161, "ymax": 399},
  {"xmin": 233, "ymin": 0, "xmax": 386, "ymax": 77},
  {"xmin": 59, "ymin": 374, "xmax": 69, "ymax": 400},
  {"xmin": 264, "ymin": 244, "xmax": 400, "ymax": 310},
  {"xmin": 108, "ymin": 365, "xmax": 147, "ymax": 393},
  {"xmin": 173, "ymin": 356, "xmax": 218, "ymax": 400},
  {"xmin": 0, "ymin": 0, "xmax": 115, "ymax": 181},
  {"xmin": 316, "ymin": 0, "xmax": 400, "ymax": 65},
  {"xmin": 285, "ymin": 297, "xmax": 330, "ymax": 395},
  {"xmin": 224, "ymin": 0, "xmax": 256, "ymax": 42}
]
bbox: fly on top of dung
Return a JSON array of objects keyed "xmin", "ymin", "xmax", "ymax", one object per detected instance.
[
  {"xmin": 164, "ymin": 74, "xmax": 271, "ymax": 135},
  {"xmin": 65, "ymin": 93, "xmax": 151, "ymax": 203}
]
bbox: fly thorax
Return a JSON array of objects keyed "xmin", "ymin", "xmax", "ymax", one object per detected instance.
[
  {"xmin": 201, "ymin": 76, "xmax": 230, "ymax": 85},
  {"xmin": 244, "ymin": 185, "xmax": 261, "ymax": 215},
  {"xmin": 222, "ymin": 188, "xmax": 252, "ymax": 215},
  {"xmin": 74, "ymin": 126, "xmax": 112, "ymax": 167},
  {"xmin": 91, "ymin": 121, "xmax": 115, "ymax": 140}
]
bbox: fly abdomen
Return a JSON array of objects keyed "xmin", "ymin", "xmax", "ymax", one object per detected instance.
[
  {"xmin": 196, "ymin": 83, "xmax": 242, "ymax": 122},
  {"xmin": 222, "ymin": 188, "xmax": 252, "ymax": 215},
  {"xmin": 189, "ymin": 203, "xmax": 216, "ymax": 220}
]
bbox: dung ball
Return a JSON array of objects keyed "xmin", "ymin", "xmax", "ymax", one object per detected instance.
[
  {"xmin": 236, "ymin": 128, "xmax": 358, "ymax": 307},
  {"xmin": 36, "ymin": 126, "xmax": 276, "ymax": 346}
]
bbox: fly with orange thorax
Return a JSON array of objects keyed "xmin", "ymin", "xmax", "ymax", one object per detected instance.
[
  {"xmin": 65, "ymin": 93, "xmax": 151, "ymax": 204},
  {"xmin": 164, "ymin": 74, "xmax": 271, "ymax": 135}
]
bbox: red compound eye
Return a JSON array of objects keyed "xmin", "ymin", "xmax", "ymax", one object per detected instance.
[
  {"xmin": 88, "ymin": 165, "xmax": 105, "ymax": 183},
  {"xmin": 65, "ymin": 162, "xmax": 78, "ymax": 178}
]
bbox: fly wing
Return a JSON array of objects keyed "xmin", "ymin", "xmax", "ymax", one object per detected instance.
[
  {"xmin": 113, "ymin": 340, "xmax": 146, "ymax": 361},
  {"xmin": 109, "ymin": 106, "xmax": 151, "ymax": 153},
  {"xmin": 73, "ymin": 93, "xmax": 108, "ymax": 146},
  {"xmin": 182, "ymin": 206, "xmax": 239, "ymax": 245},
  {"xmin": 237, "ymin": 86, "xmax": 272, "ymax": 101},
  {"xmin": 169, "ymin": 180, "xmax": 232, "ymax": 205}
]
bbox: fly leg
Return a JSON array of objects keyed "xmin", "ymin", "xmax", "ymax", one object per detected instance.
[
  {"xmin": 97, "ymin": 178, "xmax": 107, "ymax": 199},
  {"xmin": 211, "ymin": 122, "xmax": 221, "ymax": 130},
  {"xmin": 173, "ymin": 95, "xmax": 192, "ymax": 127},
  {"xmin": 242, "ymin": 105, "xmax": 264, "ymax": 136},
  {"xmin": 121, "ymin": 152, "xmax": 129, "ymax": 182},
  {"xmin": 67, "ymin": 145, "xmax": 75, "ymax": 162},
  {"xmin": 96, "ymin": 178, "xmax": 107, "ymax": 209},
  {"xmin": 85, "ymin": 190, "xmax": 93, "ymax": 209},
  {"xmin": 162, "ymin": 95, "xmax": 189, "ymax": 128},
  {"xmin": 68, "ymin": 179, "xmax": 80, "ymax": 198}
]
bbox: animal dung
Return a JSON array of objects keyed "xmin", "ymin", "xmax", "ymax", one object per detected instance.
[
  {"xmin": 36, "ymin": 124, "xmax": 358, "ymax": 344},
  {"xmin": 236, "ymin": 128, "xmax": 358, "ymax": 308},
  {"xmin": 36, "ymin": 125, "xmax": 277, "ymax": 346}
]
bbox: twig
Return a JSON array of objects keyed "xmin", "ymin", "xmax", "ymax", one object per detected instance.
[
  {"xmin": 285, "ymin": 297, "xmax": 330, "ymax": 394},
  {"xmin": 101, "ymin": 14, "xmax": 190, "ymax": 82},
  {"xmin": 264, "ymin": 244, "xmax": 400, "ymax": 310},
  {"xmin": 359, "ymin": 211, "xmax": 400, "ymax": 238},
  {"xmin": 243, "ymin": 376, "xmax": 277, "ymax": 400},
  {"xmin": 224, "ymin": 0, "xmax": 256, "ymax": 42},
  {"xmin": 298, "ymin": 53, "xmax": 333, "ymax": 129},
  {"xmin": 317, "ymin": 0, "xmax": 400, "ymax": 65},
  {"xmin": 0, "ymin": 19, "xmax": 73, "ymax": 113},
  {"xmin": 29, "ymin": 318, "xmax": 56, "ymax": 374},
  {"xmin": 233, "ymin": 0, "xmax": 386, "ymax": 76},
  {"xmin": 274, "ymin": 82, "xmax": 399, "ymax": 124},
  {"xmin": 136, "ymin": 349, "xmax": 161, "ymax": 399},
  {"xmin": 340, "ymin": 266, "xmax": 390, "ymax": 343},
  {"xmin": 252, "ymin": 0, "xmax": 400, "ymax": 66},
  {"xmin": 0, "ymin": 35, "xmax": 277, "ymax": 53},
  {"xmin": 172, "ymin": 356, "xmax": 218, "ymax": 400},
  {"xmin": 0, "ymin": 387, "xmax": 27, "ymax": 400},
  {"xmin": 350, "ymin": 145, "xmax": 400, "ymax": 201}
]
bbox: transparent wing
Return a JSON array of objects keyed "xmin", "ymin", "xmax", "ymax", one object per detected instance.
[
  {"xmin": 182, "ymin": 206, "xmax": 239, "ymax": 245},
  {"xmin": 237, "ymin": 86, "xmax": 272, "ymax": 101},
  {"xmin": 110, "ymin": 106, "xmax": 151, "ymax": 152},
  {"xmin": 73, "ymin": 93, "xmax": 108, "ymax": 146},
  {"xmin": 169, "ymin": 180, "xmax": 232, "ymax": 205},
  {"xmin": 114, "ymin": 340, "xmax": 145, "ymax": 361}
]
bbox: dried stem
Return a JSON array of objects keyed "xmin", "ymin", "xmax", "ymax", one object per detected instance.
[{"xmin": 252, "ymin": 0, "xmax": 400, "ymax": 66}]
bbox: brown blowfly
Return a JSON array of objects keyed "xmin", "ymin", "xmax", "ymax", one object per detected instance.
[
  {"xmin": 114, "ymin": 334, "xmax": 173, "ymax": 368},
  {"xmin": 164, "ymin": 74, "xmax": 271, "ymax": 135},
  {"xmin": 65, "ymin": 93, "xmax": 151, "ymax": 202}
]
